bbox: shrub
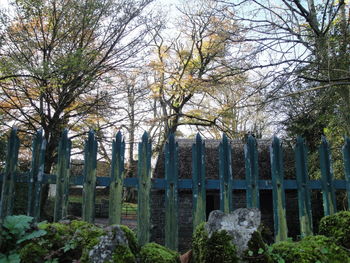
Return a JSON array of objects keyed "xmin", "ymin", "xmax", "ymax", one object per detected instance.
[
  {"xmin": 0, "ymin": 215, "xmax": 47, "ymax": 263},
  {"xmin": 192, "ymin": 222, "xmax": 239, "ymax": 263},
  {"xmin": 242, "ymin": 231, "xmax": 273, "ymax": 263},
  {"xmin": 140, "ymin": 243, "xmax": 180, "ymax": 263},
  {"xmin": 270, "ymin": 235, "xmax": 350, "ymax": 263},
  {"xmin": 319, "ymin": 211, "xmax": 350, "ymax": 249}
]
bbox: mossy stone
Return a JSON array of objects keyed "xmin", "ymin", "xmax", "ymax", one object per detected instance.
[
  {"xmin": 270, "ymin": 235, "xmax": 350, "ymax": 263},
  {"xmin": 19, "ymin": 220, "xmax": 105, "ymax": 262},
  {"xmin": 140, "ymin": 242, "xmax": 180, "ymax": 263},
  {"xmin": 192, "ymin": 222, "xmax": 239, "ymax": 263},
  {"xmin": 112, "ymin": 245, "xmax": 136, "ymax": 263},
  {"xmin": 319, "ymin": 211, "xmax": 350, "ymax": 249},
  {"xmin": 119, "ymin": 225, "xmax": 139, "ymax": 255},
  {"xmin": 242, "ymin": 231, "xmax": 273, "ymax": 263}
]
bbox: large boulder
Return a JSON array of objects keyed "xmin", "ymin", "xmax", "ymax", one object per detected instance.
[
  {"xmin": 205, "ymin": 208, "xmax": 261, "ymax": 255},
  {"xmin": 192, "ymin": 208, "xmax": 261, "ymax": 263},
  {"xmin": 88, "ymin": 225, "xmax": 138, "ymax": 263}
]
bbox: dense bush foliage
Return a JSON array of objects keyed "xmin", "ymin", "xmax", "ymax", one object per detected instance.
[
  {"xmin": 319, "ymin": 210, "xmax": 350, "ymax": 249},
  {"xmin": 0, "ymin": 215, "xmax": 180, "ymax": 263},
  {"xmin": 140, "ymin": 243, "xmax": 180, "ymax": 263},
  {"xmin": 192, "ymin": 222, "xmax": 239, "ymax": 263},
  {"xmin": 270, "ymin": 235, "xmax": 350, "ymax": 263}
]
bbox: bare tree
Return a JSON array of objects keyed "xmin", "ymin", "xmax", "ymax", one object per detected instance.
[{"xmin": 221, "ymin": 0, "xmax": 350, "ymax": 131}]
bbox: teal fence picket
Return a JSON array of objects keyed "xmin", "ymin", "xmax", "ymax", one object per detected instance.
[
  {"xmin": 54, "ymin": 129, "xmax": 71, "ymax": 222},
  {"xmin": 109, "ymin": 131, "xmax": 125, "ymax": 225},
  {"xmin": 0, "ymin": 128, "xmax": 20, "ymax": 220},
  {"xmin": 342, "ymin": 137, "xmax": 350, "ymax": 209},
  {"xmin": 244, "ymin": 135, "xmax": 259, "ymax": 208},
  {"xmin": 192, "ymin": 133, "xmax": 206, "ymax": 231},
  {"xmin": 137, "ymin": 132, "xmax": 152, "ymax": 246},
  {"xmin": 319, "ymin": 136, "xmax": 336, "ymax": 215},
  {"xmin": 27, "ymin": 130, "xmax": 46, "ymax": 221},
  {"xmin": 82, "ymin": 130, "xmax": 98, "ymax": 223},
  {"xmin": 164, "ymin": 133, "xmax": 179, "ymax": 250},
  {"xmin": 270, "ymin": 136, "xmax": 288, "ymax": 242},
  {"xmin": 295, "ymin": 137, "xmax": 313, "ymax": 237},
  {"xmin": 219, "ymin": 134, "xmax": 233, "ymax": 213}
]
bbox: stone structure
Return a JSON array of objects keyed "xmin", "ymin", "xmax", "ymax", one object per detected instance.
[
  {"xmin": 205, "ymin": 209, "xmax": 261, "ymax": 255},
  {"xmin": 150, "ymin": 138, "xmax": 324, "ymax": 252}
]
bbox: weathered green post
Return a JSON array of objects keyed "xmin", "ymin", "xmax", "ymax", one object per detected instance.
[
  {"xmin": 137, "ymin": 132, "xmax": 151, "ymax": 246},
  {"xmin": 342, "ymin": 136, "xmax": 350, "ymax": 209},
  {"xmin": 270, "ymin": 136, "xmax": 288, "ymax": 242},
  {"xmin": 0, "ymin": 128, "xmax": 20, "ymax": 220},
  {"xmin": 109, "ymin": 131, "xmax": 125, "ymax": 225},
  {"xmin": 192, "ymin": 133, "xmax": 206, "ymax": 231},
  {"xmin": 294, "ymin": 137, "xmax": 313, "ymax": 237},
  {"xmin": 27, "ymin": 130, "xmax": 46, "ymax": 221},
  {"xmin": 54, "ymin": 129, "xmax": 72, "ymax": 222},
  {"xmin": 319, "ymin": 136, "xmax": 336, "ymax": 216},
  {"xmin": 164, "ymin": 133, "xmax": 178, "ymax": 250},
  {"xmin": 219, "ymin": 134, "xmax": 233, "ymax": 213},
  {"xmin": 82, "ymin": 130, "xmax": 98, "ymax": 223},
  {"xmin": 244, "ymin": 135, "xmax": 259, "ymax": 208}
]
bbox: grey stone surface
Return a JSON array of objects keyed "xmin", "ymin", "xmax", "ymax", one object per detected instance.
[
  {"xmin": 89, "ymin": 225, "xmax": 129, "ymax": 263},
  {"xmin": 205, "ymin": 208, "xmax": 261, "ymax": 255}
]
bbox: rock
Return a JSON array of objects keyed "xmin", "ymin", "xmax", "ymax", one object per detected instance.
[
  {"xmin": 205, "ymin": 208, "xmax": 261, "ymax": 255},
  {"xmin": 88, "ymin": 225, "xmax": 136, "ymax": 263}
]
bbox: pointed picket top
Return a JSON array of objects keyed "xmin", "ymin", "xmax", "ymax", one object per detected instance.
[
  {"xmin": 142, "ymin": 131, "xmax": 149, "ymax": 143},
  {"xmin": 319, "ymin": 135, "xmax": 336, "ymax": 216},
  {"xmin": 270, "ymin": 135, "xmax": 288, "ymax": 242},
  {"xmin": 294, "ymin": 136, "xmax": 313, "ymax": 237},
  {"xmin": 342, "ymin": 136, "xmax": 350, "ymax": 209},
  {"xmin": 196, "ymin": 132, "xmax": 202, "ymax": 145},
  {"xmin": 192, "ymin": 133, "xmax": 206, "ymax": 231},
  {"xmin": 244, "ymin": 135, "xmax": 259, "ymax": 208}
]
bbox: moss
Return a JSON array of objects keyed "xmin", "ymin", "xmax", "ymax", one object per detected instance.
[
  {"xmin": 112, "ymin": 245, "xmax": 136, "ymax": 263},
  {"xmin": 319, "ymin": 211, "xmax": 350, "ymax": 249},
  {"xmin": 140, "ymin": 243, "xmax": 180, "ymax": 263},
  {"xmin": 119, "ymin": 225, "xmax": 139, "ymax": 255},
  {"xmin": 19, "ymin": 242, "xmax": 49, "ymax": 263},
  {"xmin": 19, "ymin": 220, "xmax": 105, "ymax": 262},
  {"xmin": 242, "ymin": 231, "xmax": 273, "ymax": 263},
  {"xmin": 270, "ymin": 235, "xmax": 350, "ymax": 263},
  {"xmin": 192, "ymin": 222, "xmax": 238, "ymax": 263}
]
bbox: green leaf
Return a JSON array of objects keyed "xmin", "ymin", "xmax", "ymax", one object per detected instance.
[
  {"xmin": 248, "ymin": 250, "xmax": 253, "ymax": 256},
  {"xmin": 320, "ymin": 247, "xmax": 328, "ymax": 254},
  {"xmin": 258, "ymin": 248, "xmax": 264, "ymax": 254},
  {"xmin": 17, "ymin": 229, "xmax": 47, "ymax": 244},
  {"xmin": 3, "ymin": 215, "xmax": 33, "ymax": 236},
  {"xmin": 0, "ymin": 252, "xmax": 21, "ymax": 263},
  {"xmin": 63, "ymin": 239, "xmax": 77, "ymax": 252}
]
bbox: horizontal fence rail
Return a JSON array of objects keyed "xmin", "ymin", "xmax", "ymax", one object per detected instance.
[
  {"xmin": 0, "ymin": 174, "xmax": 348, "ymax": 190},
  {"xmin": 1, "ymin": 129, "xmax": 350, "ymax": 251}
]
